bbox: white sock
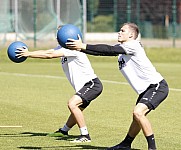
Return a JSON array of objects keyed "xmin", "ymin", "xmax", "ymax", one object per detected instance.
[
  {"xmin": 80, "ymin": 126, "xmax": 89, "ymax": 135},
  {"xmin": 61, "ymin": 124, "xmax": 71, "ymax": 132}
]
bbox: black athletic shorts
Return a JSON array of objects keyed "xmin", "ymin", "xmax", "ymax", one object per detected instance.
[
  {"xmin": 136, "ymin": 79, "xmax": 169, "ymax": 110},
  {"xmin": 75, "ymin": 78, "xmax": 103, "ymax": 108}
]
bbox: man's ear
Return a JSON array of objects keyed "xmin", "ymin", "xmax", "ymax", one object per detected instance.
[{"xmin": 129, "ymin": 32, "xmax": 134, "ymax": 38}]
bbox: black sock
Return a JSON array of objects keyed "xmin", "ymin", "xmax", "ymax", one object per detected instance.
[
  {"xmin": 146, "ymin": 134, "xmax": 156, "ymax": 149},
  {"xmin": 121, "ymin": 134, "xmax": 135, "ymax": 147}
]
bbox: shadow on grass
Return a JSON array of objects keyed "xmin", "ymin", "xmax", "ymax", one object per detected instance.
[
  {"xmin": 0, "ymin": 132, "xmax": 141, "ymax": 150},
  {"xmin": 55, "ymin": 134, "xmax": 80, "ymax": 141},
  {"xmin": 21, "ymin": 132, "xmax": 48, "ymax": 136},
  {"xmin": 17, "ymin": 133, "xmax": 141, "ymax": 149},
  {"xmin": 0, "ymin": 132, "xmax": 48, "ymax": 137},
  {"xmin": 18, "ymin": 145, "xmax": 107, "ymax": 149},
  {"xmin": 18, "ymin": 145, "xmax": 141, "ymax": 150},
  {"xmin": 0, "ymin": 131, "xmax": 78, "ymax": 140},
  {"xmin": 21, "ymin": 132, "xmax": 80, "ymax": 142}
]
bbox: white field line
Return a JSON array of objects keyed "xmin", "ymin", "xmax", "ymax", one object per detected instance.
[
  {"xmin": 0, "ymin": 72, "xmax": 181, "ymax": 92},
  {"xmin": 0, "ymin": 126, "xmax": 22, "ymax": 128}
]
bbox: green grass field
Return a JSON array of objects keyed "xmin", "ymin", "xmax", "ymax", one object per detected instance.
[{"xmin": 0, "ymin": 47, "xmax": 181, "ymax": 149}]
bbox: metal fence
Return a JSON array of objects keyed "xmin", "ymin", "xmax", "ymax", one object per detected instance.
[
  {"xmin": 0, "ymin": 0, "xmax": 82, "ymax": 47},
  {"xmin": 0, "ymin": 0, "xmax": 180, "ymax": 47},
  {"xmin": 87, "ymin": 0, "xmax": 181, "ymax": 39}
]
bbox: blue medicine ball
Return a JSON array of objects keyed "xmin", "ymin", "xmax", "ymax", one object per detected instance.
[
  {"xmin": 7, "ymin": 41, "xmax": 27, "ymax": 63},
  {"xmin": 57, "ymin": 24, "xmax": 82, "ymax": 48}
]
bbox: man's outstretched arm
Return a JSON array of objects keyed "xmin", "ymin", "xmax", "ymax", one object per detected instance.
[{"xmin": 66, "ymin": 35, "xmax": 126, "ymax": 56}]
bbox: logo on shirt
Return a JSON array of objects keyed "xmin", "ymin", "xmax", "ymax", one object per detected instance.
[
  {"xmin": 61, "ymin": 57, "xmax": 67, "ymax": 64},
  {"xmin": 118, "ymin": 58, "xmax": 126, "ymax": 70}
]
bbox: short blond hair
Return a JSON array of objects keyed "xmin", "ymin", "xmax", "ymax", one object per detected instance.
[{"xmin": 123, "ymin": 23, "xmax": 139, "ymax": 39}]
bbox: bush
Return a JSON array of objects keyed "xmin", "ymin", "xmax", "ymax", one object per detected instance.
[{"xmin": 87, "ymin": 15, "xmax": 114, "ymax": 32}]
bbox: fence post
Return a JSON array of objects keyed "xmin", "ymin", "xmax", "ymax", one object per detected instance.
[
  {"xmin": 113, "ymin": 0, "xmax": 118, "ymax": 31},
  {"xmin": 136, "ymin": 0, "xmax": 140, "ymax": 26},
  {"xmin": 33, "ymin": 0, "xmax": 37, "ymax": 48},
  {"xmin": 127, "ymin": 0, "xmax": 131, "ymax": 22},
  {"xmin": 56, "ymin": 0, "xmax": 60, "ymax": 27},
  {"xmin": 82, "ymin": 0, "xmax": 87, "ymax": 42},
  {"xmin": 15, "ymin": 0, "xmax": 18, "ymax": 41},
  {"xmin": 172, "ymin": 0, "xmax": 177, "ymax": 47}
]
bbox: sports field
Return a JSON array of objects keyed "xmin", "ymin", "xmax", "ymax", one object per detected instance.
[{"xmin": 0, "ymin": 47, "xmax": 181, "ymax": 149}]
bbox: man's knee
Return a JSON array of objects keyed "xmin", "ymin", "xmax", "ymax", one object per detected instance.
[
  {"xmin": 133, "ymin": 103, "xmax": 149, "ymax": 121},
  {"xmin": 68, "ymin": 100, "xmax": 75, "ymax": 110},
  {"xmin": 68, "ymin": 95, "xmax": 82, "ymax": 110},
  {"xmin": 133, "ymin": 108, "xmax": 143, "ymax": 121}
]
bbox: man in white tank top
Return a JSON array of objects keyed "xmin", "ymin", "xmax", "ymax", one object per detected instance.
[{"xmin": 66, "ymin": 23, "xmax": 169, "ymax": 150}]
